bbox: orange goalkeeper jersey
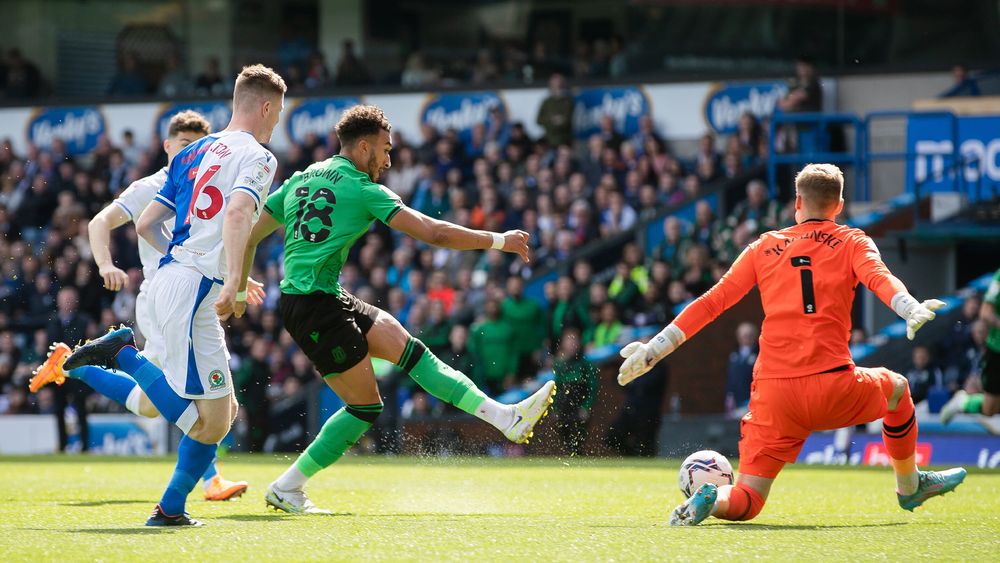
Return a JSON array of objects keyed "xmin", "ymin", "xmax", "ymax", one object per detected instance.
[{"xmin": 673, "ymin": 219, "xmax": 907, "ymax": 379}]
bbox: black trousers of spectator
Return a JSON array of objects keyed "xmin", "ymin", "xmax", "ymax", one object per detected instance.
[
  {"xmin": 54, "ymin": 379, "xmax": 90, "ymax": 452},
  {"xmin": 555, "ymin": 381, "xmax": 590, "ymax": 455},
  {"xmin": 605, "ymin": 363, "xmax": 668, "ymax": 457}
]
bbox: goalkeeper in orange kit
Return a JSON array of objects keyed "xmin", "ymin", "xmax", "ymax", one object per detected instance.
[{"xmin": 618, "ymin": 164, "xmax": 967, "ymax": 526}]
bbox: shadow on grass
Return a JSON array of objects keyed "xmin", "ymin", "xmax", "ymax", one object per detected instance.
[
  {"xmin": 712, "ymin": 521, "xmax": 910, "ymax": 530},
  {"xmin": 214, "ymin": 513, "xmax": 353, "ymax": 521},
  {"xmin": 16, "ymin": 527, "xmax": 170, "ymax": 535},
  {"xmin": 58, "ymin": 499, "xmax": 150, "ymax": 507}
]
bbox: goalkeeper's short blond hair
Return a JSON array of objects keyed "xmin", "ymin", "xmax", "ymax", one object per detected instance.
[{"xmin": 795, "ymin": 163, "xmax": 844, "ymax": 211}]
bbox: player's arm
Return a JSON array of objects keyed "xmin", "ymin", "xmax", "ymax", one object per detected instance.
[
  {"xmin": 618, "ymin": 245, "xmax": 758, "ymax": 386},
  {"xmin": 135, "ymin": 201, "xmax": 175, "ymax": 255},
  {"xmin": 231, "ymin": 210, "xmax": 283, "ymax": 317},
  {"xmin": 388, "ymin": 206, "xmax": 530, "ymax": 262},
  {"xmin": 215, "ymin": 192, "xmax": 258, "ymax": 321},
  {"xmin": 851, "ymin": 235, "xmax": 945, "ymax": 340},
  {"xmin": 88, "ymin": 204, "xmax": 132, "ymax": 291}
]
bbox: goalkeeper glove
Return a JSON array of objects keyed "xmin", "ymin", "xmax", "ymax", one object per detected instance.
[
  {"xmin": 891, "ymin": 293, "xmax": 947, "ymax": 340},
  {"xmin": 618, "ymin": 324, "xmax": 686, "ymax": 386}
]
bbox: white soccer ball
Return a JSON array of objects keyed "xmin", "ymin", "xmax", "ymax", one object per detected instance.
[{"xmin": 678, "ymin": 450, "xmax": 734, "ymax": 498}]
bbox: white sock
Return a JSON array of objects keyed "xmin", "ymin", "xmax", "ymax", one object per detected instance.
[
  {"xmin": 896, "ymin": 470, "xmax": 919, "ymax": 495},
  {"xmin": 124, "ymin": 386, "xmax": 143, "ymax": 416},
  {"xmin": 475, "ymin": 397, "xmax": 515, "ymax": 431},
  {"xmin": 274, "ymin": 465, "xmax": 310, "ymax": 492}
]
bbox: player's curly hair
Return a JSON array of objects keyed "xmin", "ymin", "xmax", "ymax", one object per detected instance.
[
  {"xmin": 166, "ymin": 110, "xmax": 211, "ymax": 138},
  {"xmin": 795, "ymin": 163, "xmax": 843, "ymax": 211},
  {"xmin": 336, "ymin": 104, "xmax": 391, "ymax": 146}
]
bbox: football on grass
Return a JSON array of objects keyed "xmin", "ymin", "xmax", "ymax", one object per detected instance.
[{"xmin": 679, "ymin": 450, "xmax": 734, "ymax": 498}]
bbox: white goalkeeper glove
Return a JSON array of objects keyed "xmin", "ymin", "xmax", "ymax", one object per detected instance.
[
  {"xmin": 618, "ymin": 324, "xmax": 686, "ymax": 386},
  {"xmin": 891, "ymin": 293, "xmax": 947, "ymax": 340}
]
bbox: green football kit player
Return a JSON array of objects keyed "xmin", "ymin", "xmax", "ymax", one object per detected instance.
[
  {"xmin": 941, "ymin": 267, "xmax": 1000, "ymax": 423},
  {"xmin": 231, "ymin": 105, "xmax": 557, "ymax": 514}
]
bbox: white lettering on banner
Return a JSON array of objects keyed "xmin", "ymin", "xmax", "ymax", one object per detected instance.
[
  {"xmin": 803, "ymin": 445, "xmax": 861, "ymax": 466},
  {"xmin": 914, "ymin": 138, "xmax": 1000, "ymax": 184},
  {"xmin": 31, "ymin": 110, "xmax": 102, "ymax": 148},
  {"xmin": 424, "ymin": 98, "xmax": 499, "ymax": 133},
  {"xmin": 914, "ymin": 140, "xmax": 952, "ymax": 183},
  {"xmin": 573, "ymin": 90, "xmax": 646, "ymax": 133},
  {"xmin": 709, "ymin": 86, "xmax": 786, "ymax": 132},
  {"xmin": 290, "ymin": 105, "xmax": 348, "ymax": 142},
  {"xmin": 961, "ymin": 139, "xmax": 1000, "ymax": 182},
  {"xmin": 977, "ymin": 448, "xmax": 1000, "ymax": 468},
  {"xmin": 98, "ymin": 430, "xmax": 154, "ymax": 455}
]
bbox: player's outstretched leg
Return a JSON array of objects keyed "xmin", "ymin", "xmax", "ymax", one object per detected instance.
[
  {"xmin": 940, "ymin": 391, "xmax": 997, "ymax": 424},
  {"xmin": 268, "ymin": 403, "xmax": 381, "ymax": 514},
  {"xmin": 669, "ymin": 483, "xmax": 719, "ymax": 526},
  {"xmin": 32, "ymin": 342, "xmax": 157, "ymax": 417},
  {"xmin": 392, "ymin": 336, "xmax": 556, "ymax": 444},
  {"xmin": 268, "ymin": 355, "xmax": 383, "ymax": 515},
  {"xmin": 57, "ymin": 333, "xmax": 246, "ymax": 499},
  {"xmin": 64, "ymin": 326, "xmax": 200, "ymax": 434}
]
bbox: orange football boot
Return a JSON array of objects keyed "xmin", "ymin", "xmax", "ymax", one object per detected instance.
[
  {"xmin": 204, "ymin": 475, "xmax": 249, "ymax": 501},
  {"xmin": 29, "ymin": 343, "xmax": 72, "ymax": 392}
]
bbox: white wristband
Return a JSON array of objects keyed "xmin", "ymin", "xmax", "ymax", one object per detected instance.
[
  {"xmin": 236, "ymin": 290, "xmax": 247, "ymax": 302},
  {"xmin": 890, "ymin": 291, "xmax": 918, "ymax": 320},
  {"xmin": 649, "ymin": 323, "xmax": 687, "ymax": 358},
  {"xmin": 490, "ymin": 233, "xmax": 505, "ymax": 250}
]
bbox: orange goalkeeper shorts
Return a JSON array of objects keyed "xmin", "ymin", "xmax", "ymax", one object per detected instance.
[{"xmin": 737, "ymin": 366, "xmax": 895, "ymax": 479}]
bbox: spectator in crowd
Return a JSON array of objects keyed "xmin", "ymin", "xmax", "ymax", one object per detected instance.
[
  {"xmin": 600, "ymin": 190, "xmax": 637, "ymax": 236},
  {"xmin": 778, "ymin": 56, "xmax": 824, "ymax": 156},
  {"xmin": 905, "ymin": 345, "xmax": 945, "ymax": 407},
  {"xmin": 3, "ymin": 48, "xmax": 43, "ymax": 99},
  {"xmin": 940, "ymin": 64, "xmax": 981, "ymax": 98},
  {"xmin": 469, "ymin": 299, "xmax": 517, "ymax": 393},
  {"xmin": 107, "ymin": 52, "xmax": 149, "ymax": 96},
  {"xmin": 303, "ymin": 51, "xmax": 331, "ymax": 89},
  {"xmin": 335, "ymin": 39, "xmax": 373, "ymax": 86},
  {"xmin": 941, "ymin": 294, "xmax": 981, "ymax": 385},
  {"xmin": 47, "ymin": 287, "xmax": 93, "ymax": 452},
  {"xmin": 727, "ymin": 179, "xmax": 780, "ymax": 235},
  {"xmin": 401, "ymin": 51, "xmax": 439, "ymax": 88},
  {"xmin": 552, "ymin": 327, "xmax": 599, "ymax": 455},
  {"xmin": 779, "ymin": 56, "xmax": 823, "ymax": 113},
  {"xmin": 725, "ymin": 322, "xmax": 758, "ymax": 417},
  {"xmin": 194, "ymin": 57, "xmax": 228, "ymax": 96},
  {"xmin": 158, "ymin": 53, "xmax": 191, "ymax": 97},
  {"xmin": 598, "ymin": 115, "xmax": 624, "ymax": 152},
  {"xmin": 501, "ymin": 276, "xmax": 544, "ymax": 379},
  {"xmin": 587, "ymin": 302, "xmax": 623, "ymax": 350},
  {"xmin": 235, "ymin": 339, "xmax": 271, "ymax": 452},
  {"xmin": 605, "ymin": 357, "xmax": 667, "ymax": 457},
  {"xmin": 536, "ymin": 73, "xmax": 574, "ymax": 147}
]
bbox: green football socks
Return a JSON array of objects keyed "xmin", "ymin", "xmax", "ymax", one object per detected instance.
[
  {"xmin": 294, "ymin": 404, "xmax": 382, "ymax": 477},
  {"xmin": 964, "ymin": 393, "xmax": 984, "ymax": 414},
  {"xmin": 396, "ymin": 338, "xmax": 487, "ymax": 415}
]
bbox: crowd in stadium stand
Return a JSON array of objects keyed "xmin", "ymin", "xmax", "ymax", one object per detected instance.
[{"xmin": 0, "ymin": 74, "xmax": 983, "ymax": 452}]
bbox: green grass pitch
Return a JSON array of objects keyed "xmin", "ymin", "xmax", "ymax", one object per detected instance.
[{"xmin": 0, "ymin": 455, "xmax": 997, "ymax": 561}]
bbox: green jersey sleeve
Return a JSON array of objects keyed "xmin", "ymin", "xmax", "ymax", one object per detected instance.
[
  {"xmin": 986, "ymin": 269, "xmax": 1000, "ymax": 306},
  {"xmin": 263, "ymin": 180, "xmax": 288, "ymax": 223},
  {"xmin": 362, "ymin": 182, "xmax": 404, "ymax": 224}
]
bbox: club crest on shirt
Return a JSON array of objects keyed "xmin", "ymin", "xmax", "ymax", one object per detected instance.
[{"xmin": 208, "ymin": 370, "xmax": 226, "ymax": 390}]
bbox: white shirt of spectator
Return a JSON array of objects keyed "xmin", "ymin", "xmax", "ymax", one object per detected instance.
[{"xmin": 154, "ymin": 130, "xmax": 276, "ymax": 282}]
